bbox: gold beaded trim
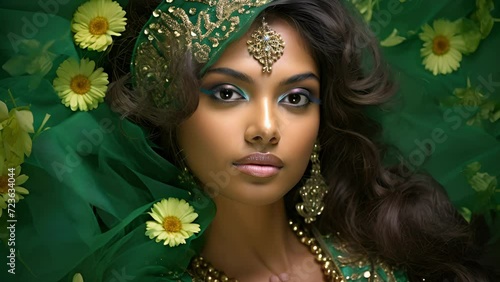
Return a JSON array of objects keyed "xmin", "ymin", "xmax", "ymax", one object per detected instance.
[{"xmin": 188, "ymin": 220, "xmax": 344, "ymax": 281}]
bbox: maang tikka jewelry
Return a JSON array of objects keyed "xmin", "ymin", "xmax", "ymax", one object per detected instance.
[
  {"xmin": 247, "ymin": 17, "xmax": 285, "ymax": 73},
  {"xmin": 296, "ymin": 143, "xmax": 329, "ymax": 224}
]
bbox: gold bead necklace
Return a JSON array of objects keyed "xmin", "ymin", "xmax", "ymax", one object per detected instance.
[{"xmin": 188, "ymin": 220, "xmax": 344, "ymax": 281}]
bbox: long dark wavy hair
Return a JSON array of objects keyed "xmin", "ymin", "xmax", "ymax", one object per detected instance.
[{"xmin": 107, "ymin": 0, "xmax": 495, "ymax": 280}]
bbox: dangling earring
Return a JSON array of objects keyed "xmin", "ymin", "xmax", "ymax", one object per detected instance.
[
  {"xmin": 179, "ymin": 166, "xmax": 198, "ymax": 190},
  {"xmin": 296, "ymin": 142, "xmax": 328, "ymax": 224},
  {"xmin": 177, "ymin": 150, "xmax": 198, "ymax": 190},
  {"xmin": 178, "ymin": 165, "xmax": 213, "ymax": 210}
]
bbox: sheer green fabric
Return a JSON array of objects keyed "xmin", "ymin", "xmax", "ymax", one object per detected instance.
[{"xmin": 0, "ymin": 79, "xmax": 216, "ymax": 281}]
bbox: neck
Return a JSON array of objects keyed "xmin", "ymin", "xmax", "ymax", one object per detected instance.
[{"xmin": 202, "ymin": 197, "xmax": 301, "ymax": 280}]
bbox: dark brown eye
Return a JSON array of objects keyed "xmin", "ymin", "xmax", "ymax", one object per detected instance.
[
  {"xmin": 220, "ymin": 88, "xmax": 234, "ymax": 100},
  {"xmin": 287, "ymin": 93, "xmax": 302, "ymax": 104},
  {"xmin": 278, "ymin": 90, "xmax": 312, "ymax": 107},
  {"xmin": 202, "ymin": 84, "xmax": 248, "ymax": 102}
]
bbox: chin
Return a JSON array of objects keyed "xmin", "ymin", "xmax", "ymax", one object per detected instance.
[{"xmin": 213, "ymin": 181, "xmax": 294, "ymax": 206}]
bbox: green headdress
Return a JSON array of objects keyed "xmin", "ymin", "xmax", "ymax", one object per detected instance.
[{"xmin": 131, "ymin": 0, "xmax": 270, "ymax": 108}]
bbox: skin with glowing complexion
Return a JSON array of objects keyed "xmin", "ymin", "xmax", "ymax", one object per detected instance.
[{"xmin": 177, "ymin": 18, "xmax": 320, "ymax": 207}]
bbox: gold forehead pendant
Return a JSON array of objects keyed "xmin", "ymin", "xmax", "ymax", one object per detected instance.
[{"xmin": 247, "ymin": 18, "xmax": 285, "ymax": 73}]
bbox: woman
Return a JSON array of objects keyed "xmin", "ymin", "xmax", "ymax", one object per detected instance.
[{"xmin": 0, "ymin": 0, "xmax": 497, "ymax": 281}]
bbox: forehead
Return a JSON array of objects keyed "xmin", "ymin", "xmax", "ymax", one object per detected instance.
[{"xmin": 207, "ymin": 17, "xmax": 318, "ymax": 78}]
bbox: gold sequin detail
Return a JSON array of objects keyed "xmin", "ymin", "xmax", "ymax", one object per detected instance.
[
  {"xmin": 142, "ymin": 0, "xmax": 270, "ymax": 64},
  {"xmin": 332, "ymin": 240, "xmax": 400, "ymax": 282}
]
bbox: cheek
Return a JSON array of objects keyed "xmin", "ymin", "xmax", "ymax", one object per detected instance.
[
  {"xmin": 282, "ymin": 107, "xmax": 320, "ymax": 146},
  {"xmin": 279, "ymin": 108, "xmax": 320, "ymax": 179},
  {"xmin": 176, "ymin": 106, "xmax": 238, "ymax": 178},
  {"xmin": 177, "ymin": 110, "xmax": 219, "ymax": 162},
  {"xmin": 259, "ymin": 113, "xmax": 320, "ymax": 202}
]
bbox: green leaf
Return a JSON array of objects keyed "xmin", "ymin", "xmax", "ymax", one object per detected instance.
[
  {"xmin": 471, "ymin": 0, "xmax": 495, "ymax": 39},
  {"xmin": 14, "ymin": 110, "xmax": 34, "ymax": 134},
  {"xmin": 0, "ymin": 101, "xmax": 8, "ymax": 122},
  {"xmin": 0, "ymin": 104, "xmax": 35, "ymax": 166},
  {"xmin": 380, "ymin": 29, "xmax": 406, "ymax": 47},
  {"xmin": 72, "ymin": 273, "xmax": 84, "ymax": 282},
  {"xmin": 1, "ymin": 40, "xmax": 55, "ymax": 77},
  {"xmin": 33, "ymin": 113, "xmax": 51, "ymax": 140},
  {"xmin": 465, "ymin": 162, "xmax": 482, "ymax": 180},
  {"xmin": 465, "ymin": 167, "xmax": 498, "ymax": 213},
  {"xmin": 469, "ymin": 172, "xmax": 497, "ymax": 193},
  {"xmin": 478, "ymin": 0, "xmax": 494, "ymax": 10},
  {"xmin": 349, "ymin": 0, "xmax": 379, "ymax": 22},
  {"xmin": 459, "ymin": 207, "xmax": 472, "ymax": 223},
  {"xmin": 464, "ymin": 162, "xmax": 498, "ymax": 214},
  {"xmin": 490, "ymin": 109, "xmax": 500, "ymax": 122},
  {"xmin": 456, "ymin": 18, "xmax": 482, "ymax": 54}
]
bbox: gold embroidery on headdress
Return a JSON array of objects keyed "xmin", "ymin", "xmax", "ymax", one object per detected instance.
[
  {"xmin": 133, "ymin": 0, "xmax": 270, "ymax": 108},
  {"xmin": 247, "ymin": 17, "xmax": 285, "ymax": 73},
  {"xmin": 139, "ymin": 0, "xmax": 269, "ymax": 64}
]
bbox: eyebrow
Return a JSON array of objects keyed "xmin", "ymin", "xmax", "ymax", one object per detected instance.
[
  {"xmin": 204, "ymin": 67, "xmax": 320, "ymax": 85},
  {"xmin": 279, "ymin": 72, "xmax": 320, "ymax": 86},
  {"xmin": 205, "ymin": 68, "xmax": 254, "ymax": 83}
]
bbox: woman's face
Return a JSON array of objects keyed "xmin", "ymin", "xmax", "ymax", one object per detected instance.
[{"xmin": 177, "ymin": 18, "xmax": 320, "ymax": 206}]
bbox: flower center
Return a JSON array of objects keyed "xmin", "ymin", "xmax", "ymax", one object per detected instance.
[
  {"xmin": 432, "ymin": 35, "xmax": 450, "ymax": 55},
  {"xmin": 70, "ymin": 75, "xmax": 91, "ymax": 95},
  {"xmin": 163, "ymin": 216, "xmax": 182, "ymax": 232},
  {"xmin": 89, "ymin": 16, "xmax": 109, "ymax": 35},
  {"xmin": 0, "ymin": 176, "xmax": 9, "ymax": 194}
]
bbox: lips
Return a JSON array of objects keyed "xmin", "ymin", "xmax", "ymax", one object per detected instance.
[{"xmin": 233, "ymin": 153, "xmax": 284, "ymax": 178}]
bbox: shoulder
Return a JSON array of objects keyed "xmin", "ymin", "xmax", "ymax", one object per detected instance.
[{"xmin": 320, "ymin": 234, "xmax": 408, "ymax": 282}]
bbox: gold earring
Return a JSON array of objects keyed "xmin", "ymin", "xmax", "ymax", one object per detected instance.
[
  {"xmin": 179, "ymin": 166, "xmax": 195, "ymax": 186},
  {"xmin": 296, "ymin": 143, "xmax": 328, "ymax": 224},
  {"xmin": 247, "ymin": 17, "xmax": 285, "ymax": 73}
]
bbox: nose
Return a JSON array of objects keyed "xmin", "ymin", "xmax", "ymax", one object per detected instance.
[{"xmin": 244, "ymin": 98, "xmax": 281, "ymax": 146}]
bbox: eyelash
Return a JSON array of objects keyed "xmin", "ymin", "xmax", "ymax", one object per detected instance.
[
  {"xmin": 200, "ymin": 84, "xmax": 249, "ymax": 102},
  {"xmin": 278, "ymin": 89, "xmax": 320, "ymax": 107},
  {"xmin": 200, "ymin": 84, "xmax": 320, "ymax": 107}
]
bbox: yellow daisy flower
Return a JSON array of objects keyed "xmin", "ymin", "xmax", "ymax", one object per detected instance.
[
  {"xmin": 53, "ymin": 58, "xmax": 108, "ymax": 112},
  {"xmin": 145, "ymin": 198, "xmax": 201, "ymax": 247},
  {"xmin": 0, "ymin": 166, "xmax": 29, "ymax": 218},
  {"xmin": 419, "ymin": 19, "xmax": 467, "ymax": 75},
  {"xmin": 72, "ymin": 0, "xmax": 127, "ymax": 52}
]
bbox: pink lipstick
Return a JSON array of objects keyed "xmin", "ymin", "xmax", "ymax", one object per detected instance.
[{"xmin": 233, "ymin": 153, "xmax": 284, "ymax": 178}]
